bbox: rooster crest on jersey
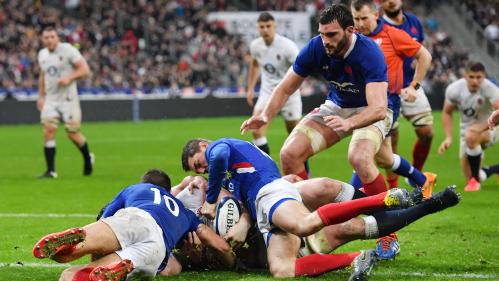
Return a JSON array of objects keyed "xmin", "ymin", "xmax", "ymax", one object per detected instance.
[{"xmin": 214, "ymin": 197, "xmax": 241, "ymax": 236}]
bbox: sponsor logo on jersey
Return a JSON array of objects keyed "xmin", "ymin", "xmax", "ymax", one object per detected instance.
[
  {"xmin": 47, "ymin": 66, "xmax": 58, "ymax": 76},
  {"xmin": 263, "ymin": 63, "xmax": 276, "ymax": 74},
  {"xmin": 329, "ymin": 80, "xmax": 359, "ymax": 93}
]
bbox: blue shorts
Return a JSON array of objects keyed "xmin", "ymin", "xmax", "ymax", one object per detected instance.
[{"xmin": 388, "ymin": 94, "xmax": 401, "ymax": 127}]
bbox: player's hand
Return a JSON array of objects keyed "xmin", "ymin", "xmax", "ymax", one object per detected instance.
[
  {"xmin": 223, "ymin": 222, "xmax": 249, "ymax": 248},
  {"xmin": 438, "ymin": 137, "xmax": 452, "ymax": 155},
  {"xmin": 246, "ymin": 90, "xmax": 255, "ymax": 107},
  {"xmin": 186, "ymin": 231, "xmax": 202, "ymax": 246},
  {"xmin": 488, "ymin": 109, "xmax": 499, "ymax": 130},
  {"xmin": 401, "ymin": 86, "xmax": 417, "ymax": 102},
  {"xmin": 323, "ymin": 115, "xmax": 353, "ymax": 134},
  {"xmin": 240, "ymin": 115, "xmax": 268, "ymax": 135},
  {"xmin": 57, "ymin": 77, "xmax": 72, "ymax": 87},
  {"xmin": 36, "ymin": 97, "xmax": 45, "ymax": 112},
  {"xmin": 200, "ymin": 201, "xmax": 217, "ymax": 219}
]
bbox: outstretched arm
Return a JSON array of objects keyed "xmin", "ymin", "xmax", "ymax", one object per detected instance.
[{"xmin": 196, "ymin": 224, "xmax": 235, "ymax": 267}]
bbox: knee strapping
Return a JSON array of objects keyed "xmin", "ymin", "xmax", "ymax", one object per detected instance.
[
  {"xmin": 409, "ymin": 112, "xmax": 433, "ymax": 127},
  {"xmin": 293, "ymin": 123, "xmax": 327, "ymax": 153}
]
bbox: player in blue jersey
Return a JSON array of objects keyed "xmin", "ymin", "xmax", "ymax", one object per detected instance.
[
  {"xmin": 32, "ymin": 169, "xmax": 234, "ymax": 281},
  {"xmin": 240, "ymin": 4, "xmax": 433, "ymax": 199},
  {"xmin": 381, "ymin": 0, "xmax": 435, "ymax": 188},
  {"xmin": 182, "ymin": 137, "xmax": 421, "ymax": 278}
]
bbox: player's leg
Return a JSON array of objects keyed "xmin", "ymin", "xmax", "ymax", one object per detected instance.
[
  {"xmin": 252, "ymin": 94, "xmax": 271, "ymax": 154},
  {"xmin": 39, "ymin": 102, "xmax": 59, "ymax": 178},
  {"xmin": 33, "ymin": 221, "xmax": 120, "ymax": 263},
  {"xmin": 266, "ymin": 230, "xmax": 360, "ymax": 277},
  {"xmin": 63, "ymin": 101, "xmax": 93, "ymax": 176},
  {"xmin": 59, "ymin": 253, "xmax": 124, "ymax": 281},
  {"xmin": 280, "ymin": 117, "xmax": 339, "ymax": 179},
  {"xmin": 412, "ymin": 123, "xmax": 434, "ymax": 170},
  {"xmin": 464, "ymin": 122, "xmax": 490, "ymax": 191},
  {"xmin": 385, "ymin": 122, "xmax": 400, "ymax": 189},
  {"xmin": 295, "ymin": 177, "xmax": 355, "ymax": 210}
]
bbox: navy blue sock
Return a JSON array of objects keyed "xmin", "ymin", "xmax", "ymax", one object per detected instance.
[
  {"xmin": 349, "ymin": 171, "xmax": 363, "ymax": 189},
  {"xmin": 483, "ymin": 164, "xmax": 499, "ymax": 178},
  {"xmin": 392, "ymin": 154, "xmax": 426, "ymax": 187}
]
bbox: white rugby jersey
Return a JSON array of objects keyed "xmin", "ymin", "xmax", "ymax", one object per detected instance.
[
  {"xmin": 250, "ymin": 34, "xmax": 300, "ymax": 95},
  {"xmin": 445, "ymin": 78, "xmax": 499, "ymax": 133},
  {"xmin": 38, "ymin": 43, "xmax": 83, "ymax": 102}
]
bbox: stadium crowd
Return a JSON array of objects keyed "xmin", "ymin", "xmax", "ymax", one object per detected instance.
[
  {"xmin": 0, "ymin": 0, "xmax": 483, "ymax": 95},
  {"xmin": 463, "ymin": 0, "xmax": 499, "ymax": 42}
]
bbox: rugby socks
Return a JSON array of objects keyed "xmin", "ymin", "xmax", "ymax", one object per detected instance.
[
  {"xmin": 253, "ymin": 137, "xmax": 270, "ymax": 155},
  {"xmin": 386, "ymin": 174, "xmax": 399, "ymax": 189},
  {"xmin": 483, "ymin": 165, "xmax": 499, "ymax": 178},
  {"xmin": 317, "ymin": 191, "xmax": 387, "ymax": 225},
  {"xmin": 79, "ymin": 142, "xmax": 93, "ymax": 175},
  {"xmin": 297, "ymin": 169, "xmax": 309, "ymax": 180},
  {"xmin": 349, "ymin": 171, "xmax": 363, "ymax": 189},
  {"xmin": 44, "ymin": 140, "xmax": 56, "ymax": 172},
  {"xmin": 466, "ymin": 146, "xmax": 482, "ymax": 180},
  {"xmin": 295, "ymin": 252, "xmax": 359, "ymax": 276},
  {"xmin": 72, "ymin": 267, "xmax": 94, "ymax": 281},
  {"xmin": 362, "ymin": 173, "xmax": 387, "ymax": 196},
  {"xmin": 412, "ymin": 139, "xmax": 431, "ymax": 171},
  {"xmin": 391, "ymin": 154, "xmax": 426, "ymax": 187}
]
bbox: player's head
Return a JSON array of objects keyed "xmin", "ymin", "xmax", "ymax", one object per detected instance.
[
  {"xmin": 464, "ymin": 61, "xmax": 486, "ymax": 93},
  {"xmin": 318, "ymin": 4, "xmax": 355, "ymax": 57},
  {"xmin": 381, "ymin": 0, "xmax": 403, "ymax": 18},
  {"xmin": 141, "ymin": 168, "xmax": 172, "ymax": 192},
  {"xmin": 41, "ymin": 26, "xmax": 60, "ymax": 52},
  {"xmin": 181, "ymin": 138, "xmax": 211, "ymax": 174},
  {"xmin": 257, "ymin": 12, "xmax": 276, "ymax": 43},
  {"xmin": 351, "ymin": 0, "xmax": 379, "ymax": 35}
]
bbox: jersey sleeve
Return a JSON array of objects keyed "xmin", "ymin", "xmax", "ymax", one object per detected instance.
[
  {"xmin": 101, "ymin": 189, "xmax": 126, "ymax": 218},
  {"xmin": 249, "ymin": 40, "xmax": 258, "ymax": 58},
  {"xmin": 292, "ymin": 41, "xmax": 315, "ymax": 78},
  {"xmin": 206, "ymin": 143, "xmax": 231, "ymax": 204},
  {"xmin": 186, "ymin": 209, "xmax": 202, "ymax": 231},
  {"xmin": 444, "ymin": 82, "xmax": 459, "ymax": 105},
  {"xmin": 484, "ymin": 81, "xmax": 499, "ymax": 103},
  {"xmin": 286, "ymin": 40, "xmax": 300, "ymax": 64},
  {"xmin": 359, "ymin": 43, "xmax": 388, "ymax": 84},
  {"xmin": 66, "ymin": 44, "xmax": 83, "ymax": 65},
  {"xmin": 391, "ymin": 28, "xmax": 421, "ymax": 58}
]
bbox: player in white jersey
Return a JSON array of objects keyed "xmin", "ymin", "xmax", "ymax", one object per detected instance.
[
  {"xmin": 246, "ymin": 12, "xmax": 302, "ymax": 156},
  {"xmin": 37, "ymin": 26, "xmax": 93, "ymax": 179},
  {"xmin": 438, "ymin": 62, "xmax": 499, "ymax": 191}
]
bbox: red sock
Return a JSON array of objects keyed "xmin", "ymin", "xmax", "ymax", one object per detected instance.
[
  {"xmin": 362, "ymin": 173, "xmax": 387, "ymax": 196},
  {"xmin": 295, "ymin": 252, "xmax": 359, "ymax": 276},
  {"xmin": 297, "ymin": 169, "xmax": 309, "ymax": 180},
  {"xmin": 72, "ymin": 267, "xmax": 94, "ymax": 281},
  {"xmin": 412, "ymin": 139, "xmax": 431, "ymax": 171},
  {"xmin": 386, "ymin": 175, "xmax": 399, "ymax": 189},
  {"xmin": 317, "ymin": 192, "xmax": 387, "ymax": 225}
]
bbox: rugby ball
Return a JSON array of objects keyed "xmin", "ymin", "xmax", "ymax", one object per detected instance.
[{"xmin": 214, "ymin": 196, "xmax": 241, "ymax": 236}]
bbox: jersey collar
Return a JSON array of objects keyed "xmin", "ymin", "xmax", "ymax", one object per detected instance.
[
  {"xmin": 382, "ymin": 13, "xmax": 406, "ymax": 26},
  {"xmin": 369, "ymin": 19, "xmax": 384, "ymax": 36},
  {"xmin": 344, "ymin": 33, "xmax": 357, "ymax": 59}
]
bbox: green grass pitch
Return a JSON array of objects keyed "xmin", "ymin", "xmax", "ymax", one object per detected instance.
[{"xmin": 0, "ymin": 113, "xmax": 498, "ymax": 281}]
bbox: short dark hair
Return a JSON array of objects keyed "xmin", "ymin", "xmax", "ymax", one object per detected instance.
[
  {"xmin": 41, "ymin": 25, "xmax": 57, "ymax": 34},
  {"xmin": 141, "ymin": 169, "xmax": 172, "ymax": 192},
  {"xmin": 465, "ymin": 61, "xmax": 486, "ymax": 73},
  {"xmin": 257, "ymin": 12, "xmax": 275, "ymax": 22},
  {"xmin": 181, "ymin": 138, "xmax": 210, "ymax": 171},
  {"xmin": 351, "ymin": 0, "xmax": 377, "ymax": 12},
  {"xmin": 318, "ymin": 4, "xmax": 354, "ymax": 29}
]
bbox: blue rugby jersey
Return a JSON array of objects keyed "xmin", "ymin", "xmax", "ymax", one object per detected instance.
[
  {"xmin": 205, "ymin": 138, "xmax": 281, "ymax": 220},
  {"xmin": 293, "ymin": 33, "xmax": 388, "ymax": 108},
  {"xmin": 102, "ymin": 183, "xmax": 201, "ymax": 256}
]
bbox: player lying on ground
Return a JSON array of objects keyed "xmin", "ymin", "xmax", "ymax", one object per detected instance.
[
  {"xmin": 438, "ymin": 61, "xmax": 499, "ymax": 191},
  {"xmin": 182, "ymin": 137, "xmax": 460, "ymax": 278},
  {"xmin": 32, "ymin": 169, "xmax": 235, "ymax": 281},
  {"xmin": 162, "ymin": 173, "xmax": 460, "ymax": 280}
]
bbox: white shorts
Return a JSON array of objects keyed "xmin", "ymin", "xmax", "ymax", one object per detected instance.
[
  {"xmin": 306, "ymin": 100, "xmax": 393, "ymax": 138},
  {"xmin": 41, "ymin": 99, "xmax": 82, "ymax": 131},
  {"xmin": 101, "ymin": 207, "xmax": 166, "ymax": 279},
  {"xmin": 459, "ymin": 126, "xmax": 499, "ymax": 157},
  {"xmin": 255, "ymin": 179, "xmax": 302, "ymax": 244},
  {"xmin": 400, "ymin": 88, "xmax": 432, "ymax": 117},
  {"xmin": 254, "ymin": 91, "xmax": 302, "ymax": 121}
]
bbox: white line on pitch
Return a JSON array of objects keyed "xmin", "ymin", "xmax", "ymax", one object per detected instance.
[
  {"xmin": 0, "ymin": 262, "xmax": 70, "ymax": 268},
  {"xmin": 0, "ymin": 213, "xmax": 94, "ymax": 218}
]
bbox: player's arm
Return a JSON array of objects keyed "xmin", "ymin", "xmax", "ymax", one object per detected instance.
[
  {"xmin": 438, "ymin": 101, "xmax": 455, "ymax": 154},
  {"xmin": 58, "ymin": 57, "xmax": 90, "ymax": 87},
  {"xmin": 201, "ymin": 143, "xmax": 230, "ymax": 218},
  {"xmin": 240, "ymin": 68, "xmax": 304, "ymax": 134},
  {"xmin": 402, "ymin": 46, "xmax": 432, "ymax": 102},
  {"xmin": 37, "ymin": 71, "xmax": 45, "ymax": 112},
  {"xmin": 223, "ymin": 207, "xmax": 252, "ymax": 247},
  {"xmin": 195, "ymin": 223, "xmax": 236, "ymax": 267},
  {"xmin": 100, "ymin": 190, "xmax": 126, "ymax": 218},
  {"xmin": 246, "ymin": 57, "xmax": 260, "ymax": 107},
  {"xmin": 489, "ymin": 109, "xmax": 499, "ymax": 130},
  {"xmin": 158, "ymin": 255, "xmax": 182, "ymax": 276}
]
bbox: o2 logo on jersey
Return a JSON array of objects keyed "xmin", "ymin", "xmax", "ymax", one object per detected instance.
[
  {"xmin": 47, "ymin": 66, "xmax": 59, "ymax": 77},
  {"xmin": 263, "ymin": 63, "xmax": 276, "ymax": 74},
  {"xmin": 463, "ymin": 107, "xmax": 476, "ymax": 117},
  {"xmin": 150, "ymin": 187, "xmax": 179, "ymax": 216}
]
